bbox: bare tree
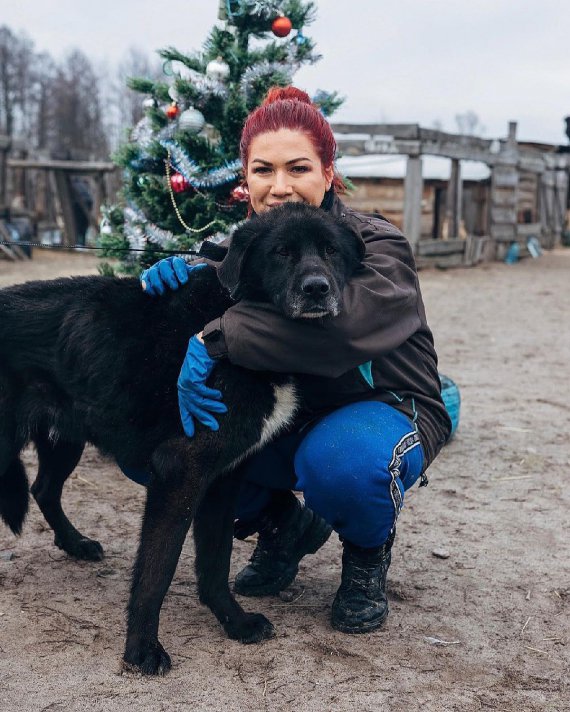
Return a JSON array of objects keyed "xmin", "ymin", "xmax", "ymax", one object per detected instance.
[
  {"xmin": 455, "ymin": 110, "xmax": 486, "ymax": 136},
  {"xmin": 101, "ymin": 46, "xmax": 163, "ymax": 150},
  {"xmin": 49, "ymin": 49, "xmax": 109, "ymax": 160}
]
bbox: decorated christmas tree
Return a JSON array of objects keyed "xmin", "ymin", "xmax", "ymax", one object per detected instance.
[{"xmin": 100, "ymin": 0, "xmax": 344, "ymax": 274}]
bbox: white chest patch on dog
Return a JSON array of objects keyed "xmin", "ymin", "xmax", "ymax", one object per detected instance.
[
  {"xmin": 259, "ymin": 382, "xmax": 298, "ymax": 447},
  {"xmin": 225, "ymin": 381, "xmax": 298, "ymax": 472}
]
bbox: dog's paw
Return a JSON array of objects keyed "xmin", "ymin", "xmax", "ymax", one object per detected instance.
[
  {"xmin": 225, "ymin": 613, "xmax": 275, "ymax": 644},
  {"xmin": 122, "ymin": 640, "xmax": 172, "ymax": 676},
  {"xmin": 54, "ymin": 535, "xmax": 105, "ymax": 561}
]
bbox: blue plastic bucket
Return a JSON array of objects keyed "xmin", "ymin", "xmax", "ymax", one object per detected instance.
[{"xmin": 439, "ymin": 374, "xmax": 461, "ymax": 438}]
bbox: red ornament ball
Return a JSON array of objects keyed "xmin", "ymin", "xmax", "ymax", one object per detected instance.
[
  {"xmin": 165, "ymin": 103, "xmax": 180, "ymax": 120},
  {"xmin": 231, "ymin": 184, "xmax": 250, "ymax": 203},
  {"xmin": 170, "ymin": 172, "xmax": 190, "ymax": 193},
  {"xmin": 271, "ymin": 16, "xmax": 292, "ymax": 37}
]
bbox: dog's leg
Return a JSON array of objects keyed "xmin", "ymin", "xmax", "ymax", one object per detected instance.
[
  {"xmin": 0, "ymin": 454, "xmax": 29, "ymax": 536},
  {"xmin": 193, "ymin": 472, "xmax": 275, "ymax": 643},
  {"xmin": 30, "ymin": 435, "xmax": 103, "ymax": 561},
  {"xmin": 122, "ymin": 457, "xmax": 207, "ymax": 676},
  {"xmin": 0, "ymin": 411, "xmax": 29, "ymax": 535}
]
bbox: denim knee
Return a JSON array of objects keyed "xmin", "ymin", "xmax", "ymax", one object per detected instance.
[{"xmin": 293, "ymin": 402, "xmax": 423, "ymax": 548}]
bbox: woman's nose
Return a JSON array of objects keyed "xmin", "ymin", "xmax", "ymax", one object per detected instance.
[{"xmin": 270, "ymin": 172, "xmax": 293, "ymax": 195}]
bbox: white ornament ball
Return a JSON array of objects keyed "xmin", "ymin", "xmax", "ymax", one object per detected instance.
[
  {"xmin": 178, "ymin": 107, "xmax": 205, "ymax": 134},
  {"xmin": 206, "ymin": 57, "xmax": 230, "ymax": 82},
  {"xmin": 142, "ymin": 96, "xmax": 157, "ymax": 110}
]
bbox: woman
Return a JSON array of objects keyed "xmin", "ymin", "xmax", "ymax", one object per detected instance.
[{"xmin": 141, "ymin": 86, "xmax": 451, "ymax": 634}]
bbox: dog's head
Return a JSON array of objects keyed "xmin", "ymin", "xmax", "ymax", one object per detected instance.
[{"xmin": 217, "ymin": 203, "xmax": 365, "ymax": 319}]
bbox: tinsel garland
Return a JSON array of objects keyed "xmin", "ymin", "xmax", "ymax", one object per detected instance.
[
  {"xmin": 225, "ymin": 0, "xmax": 285, "ymax": 20},
  {"xmin": 171, "ymin": 66, "xmax": 229, "ymax": 105},
  {"xmin": 239, "ymin": 45, "xmax": 320, "ymax": 100},
  {"xmin": 240, "ymin": 61, "xmax": 295, "ymax": 100},
  {"xmin": 160, "ymin": 139, "xmax": 242, "ymax": 188},
  {"xmin": 124, "ymin": 204, "xmax": 238, "ymax": 256}
]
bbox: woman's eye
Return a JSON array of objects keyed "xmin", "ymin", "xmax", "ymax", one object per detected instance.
[
  {"xmin": 325, "ymin": 245, "xmax": 336, "ymax": 255},
  {"xmin": 291, "ymin": 165, "xmax": 309, "ymax": 173},
  {"xmin": 253, "ymin": 166, "xmax": 271, "ymax": 174},
  {"xmin": 276, "ymin": 247, "xmax": 290, "ymax": 257}
]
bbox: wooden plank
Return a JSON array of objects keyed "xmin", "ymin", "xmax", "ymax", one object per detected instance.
[
  {"xmin": 491, "ymin": 207, "xmax": 517, "ymax": 223},
  {"xmin": 0, "ymin": 221, "xmax": 27, "ymax": 260},
  {"xmin": 516, "ymin": 223, "xmax": 542, "ymax": 237},
  {"xmin": 332, "ymin": 123, "xmax": 420, "ymax": 139},
  {"xmin": 7, "ymin": 158, "xmax": 116, "ymax": 172},
  {"xmin": 492, "ymin": 170, "xmax": 518, "ymax": 188},
  {"xmin": 491, "ymin": 224, "xmax": 516, "ymax": 239},
  {"xmin": 491, "ymin": 188, "xmax": 517, "ymax": 206},
  {"xmin": 417, "ymin": 238, "xmax": 466, "ymax": 256},
  {"xmin": 0, "ymin": 243, "xmax": 17, "ymax": 261}
]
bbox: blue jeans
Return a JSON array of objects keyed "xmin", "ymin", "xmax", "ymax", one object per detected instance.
[{"xmin": 236, "ymin": 401, "xmax": 425, "ymax": 548}]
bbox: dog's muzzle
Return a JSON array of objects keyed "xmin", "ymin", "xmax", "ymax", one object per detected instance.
[{"xmin": 286, "ymin": 274, "xmax": 341, "ymax": 319}]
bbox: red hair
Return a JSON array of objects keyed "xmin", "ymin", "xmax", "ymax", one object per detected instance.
[{"xmin": 240, "ymin": 86, "xmax": 346, "ymax": 194}]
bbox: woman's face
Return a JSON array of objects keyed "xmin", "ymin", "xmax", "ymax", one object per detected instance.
[{"xmin": 246, "ymin": 128, "xmax": 334, "ymax": 214}]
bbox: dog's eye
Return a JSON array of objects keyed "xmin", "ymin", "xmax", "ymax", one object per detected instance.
[
  {"xmin": 276, "ymin": 247, "xmax": 290, "ymax": 257},
  {"xmin": 325, "ymin": 245, "xmax": 336, "ymax": 255}
]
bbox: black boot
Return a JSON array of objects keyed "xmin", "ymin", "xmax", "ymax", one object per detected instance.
[
  {"xmin": 234, "ymin": 491, "xmax": 333, "ymax": 597},
  {"xmin": 331, "ymin": 530, "xmax": 395, "ymax": 634}
]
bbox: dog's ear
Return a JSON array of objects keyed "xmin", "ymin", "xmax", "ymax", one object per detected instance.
[
  {"xmin": 342, "ymin": 223, "xmax": 366, "ymax": 264},
  {"xmin": 217, "ymin": 221, "xmax": 262, "ymax": 299}
]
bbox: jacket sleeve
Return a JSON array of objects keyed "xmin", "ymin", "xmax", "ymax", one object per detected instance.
[{"xmin": 202, "ymin": 221, "xmax": 422, "ymax": 378}]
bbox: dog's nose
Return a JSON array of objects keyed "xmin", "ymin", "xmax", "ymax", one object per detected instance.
[{"xmin": 301, "ymin": 276, "xmax": 330, "ymax": 296}]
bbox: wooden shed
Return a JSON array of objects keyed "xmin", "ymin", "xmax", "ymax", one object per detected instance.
[{"xmin": 332, "ymin": 122, "xmax": 570, "ymax": 267}]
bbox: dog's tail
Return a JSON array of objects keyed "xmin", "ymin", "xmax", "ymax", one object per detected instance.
[{"xmin": 0, "ymin": 458, "xmax": 29, "ymax": 535}]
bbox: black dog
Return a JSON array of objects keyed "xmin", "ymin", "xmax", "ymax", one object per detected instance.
[{"xmin": 0, "ymin": 203, "xmax": 364, "ymax": 675}]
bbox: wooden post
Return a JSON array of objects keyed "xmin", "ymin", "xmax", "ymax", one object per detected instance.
[
  {"xmin": 489, "ymin": 122, "xmax": 519, "ymax": 257},
  {"xmin": 53, "ymin": 169, "xmax": 78, "ymax": 247},
  {"xmin": 0, "ymin": 147, "xmax": 7, "ymax": 209},
  {"xmin": 445, "ymin": 159, "xmax": 462, "ymax": 238},
  {"xmin": 403, "ymin": 154, "xmax": 423, "ymax": 250}
]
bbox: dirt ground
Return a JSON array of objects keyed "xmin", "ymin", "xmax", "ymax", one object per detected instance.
[{"xmin": 0, "ymin": 247, "xmax": 569, "ymax": 712}]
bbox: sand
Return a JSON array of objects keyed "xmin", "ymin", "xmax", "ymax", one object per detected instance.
[{"xmin": 0, "ymin": 247, "xmax": 568, "ymax": 711}]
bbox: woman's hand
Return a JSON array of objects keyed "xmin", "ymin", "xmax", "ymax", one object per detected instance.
[
  {"xmin": 177, "ymin": 335, "xmax": 227, "ymax": 437},
  {"xmin": 141, "ymin": 257, "xmax": 207, "ymax": 297}
]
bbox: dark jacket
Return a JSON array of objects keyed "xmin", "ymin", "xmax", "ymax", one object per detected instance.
[{"xmin": 202, "ymin": 195, "xmax": 452, "ymax": 469}]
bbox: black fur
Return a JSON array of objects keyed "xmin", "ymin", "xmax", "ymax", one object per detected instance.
[{"xmin": 0, "ymin": 203, "xmax": 364, "ymax": 675}]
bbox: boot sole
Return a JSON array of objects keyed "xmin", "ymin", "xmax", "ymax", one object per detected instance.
[
  {"xmin": 331, "ymin": 609, "xmax": 389, "ymax": 634},
  {"xmin": 234, "ymin": 520, "xmax": 333, "ymax": 597},
  {"xmin": 331, "ymin": 606, "xmax": 389, "ymax": 634}
]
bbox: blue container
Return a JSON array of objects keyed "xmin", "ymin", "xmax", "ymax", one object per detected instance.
[{"xmin": 439, "ymin": 374, "xmax": 461, "ymax": 438}]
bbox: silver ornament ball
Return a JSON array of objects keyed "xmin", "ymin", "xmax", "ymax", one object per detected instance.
[
  {"xmin": 206, "ymin": 57, "xmax": 230, "ymax": 82},
  {"xmin": 178, "ymin": 107, "xmax": 205, "ymax": 134}
]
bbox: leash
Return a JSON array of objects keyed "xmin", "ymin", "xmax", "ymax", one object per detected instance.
[{"xmin": 0, "ymin": 241, "xmax": 200, "ymax": 256}]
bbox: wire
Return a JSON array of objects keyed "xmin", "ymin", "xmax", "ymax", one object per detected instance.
[{"xmin": 0, "ymin": 241, "xmax": 200, "ymax": 256}]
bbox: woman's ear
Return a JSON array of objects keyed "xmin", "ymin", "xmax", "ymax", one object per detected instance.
[
  {"xmin": 217, "ymin": 221, "xmax": 261, "ymax": 299},
  {"xmin": 324, "ymin": 164, "xmax": 334, "ymax": 191}
]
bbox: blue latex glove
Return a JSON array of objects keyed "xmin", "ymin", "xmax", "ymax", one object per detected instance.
[
  {"xmin": 178, "ymin": 335, "xmax": 227, "ymax": 437},
  {"xmin": 141, "ymin": 257, "xmax": 207, "ymax": 296}
]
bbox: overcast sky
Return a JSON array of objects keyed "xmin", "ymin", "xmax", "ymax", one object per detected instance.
[{"xmin": 3, "ymin": 0, "xmax": 569, "ymax": 145}]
